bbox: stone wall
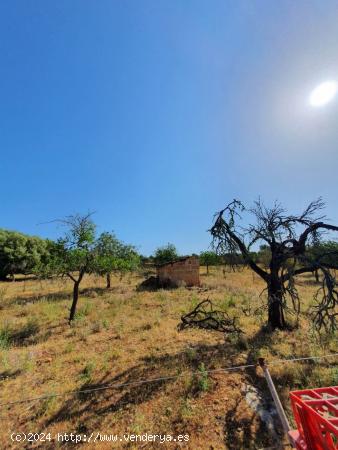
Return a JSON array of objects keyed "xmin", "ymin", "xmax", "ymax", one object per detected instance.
[{"xmin": 157, "ymin": 256, "xmax": 200, "ymax": 287}]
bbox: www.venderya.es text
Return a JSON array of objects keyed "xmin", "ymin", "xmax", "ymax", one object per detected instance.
[{"xmin": 11, "ymin": 432, "xmax": 190, "ymax": 444}]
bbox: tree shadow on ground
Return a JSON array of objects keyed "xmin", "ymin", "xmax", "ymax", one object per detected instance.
[
  {"xmin": 297, "ymin": 279, "xmax": 320, "ymax": 287},
  {"xmin": 44, "ymin": 341, "xmax": 242, "ymax": 428},
  {"xmin": 244, "ymin": 327, "xmax": 284, "ymax": 404},
  {"xmin": 222, "ymin": 327, "xmax": 290, "ymax": 449},
  {"xmin": 0, "ymin": 275, "xmax": 38, "ymax": 283},
  {"xmin": 296, "ymin": 272, "xmax": 321, "ymax": 286},
  {"xmin": 239, "ymin": 326, "xmax": 328, "ymax": 449},
  {"xmin": 0, "ymin": 369, "xmax": 21, "ymax": 381},
  {"xmin": 11, "ymin": 290, "xmax": 72, "ymax": 306},
  {"xmin": 80, "ymin": 287, "xmax": 107, "ymax": 297},
  {"xmin": 42, "ymin": 334, "xmax": 290, "ymax": 449},
  {"xmin": 7, "ymin": 320, "xmax": 44, "ymax": 347},
  {"xmin": 136, "ymin": 276, "xmax": 178, "ymax": 292},
  {"xmin": 41, "ymin": 325, "xmax": 310, "ymax": 448},
  {"xmin": 223, "ymin": 395, "xmax": 277, "ymax": 450},
  {"xmin": 10, "ymin": 286, "xmax": 108, "ymax": 307}
]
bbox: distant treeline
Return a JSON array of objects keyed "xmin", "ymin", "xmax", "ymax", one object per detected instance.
[
  {"xmin": 199, "ymin": 244, "xmax": 338, "ymax": 271},
  {"xmin": 0, "ymin": 229, "xmax": 337, "ymax": 281},
  {"xmin": 138, "ymin": 242, "xmax": 338, "ymax": 273}
]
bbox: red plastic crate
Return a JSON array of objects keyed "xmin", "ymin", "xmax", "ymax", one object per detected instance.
[{"xmin": 289, "ymin": 386, "xmax": 338, "ymax": 450}]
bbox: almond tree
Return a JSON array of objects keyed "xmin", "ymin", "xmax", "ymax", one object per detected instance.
[
  {"xmin": 210, "ymin": 199, "xmax": 338, "ymax": 331},
  {"xmin": 49, "ymin": 213, "xmax": 97, "ymax": 323},
  {"xmin": 94, "ymin": 231, "xmax": 140, "ymax": 288},
  {"xmin": 199, "ymin": 251, "xmax": 219, "ymax": 275},
  {"xmin": 153, "ymin": 243, "xmax": 178, "ymax": 265}
]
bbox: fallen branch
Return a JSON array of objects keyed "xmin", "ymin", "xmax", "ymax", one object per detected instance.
[{"xmin": 178, "ymin": 299, "xmax": 242, "ymax": 333}]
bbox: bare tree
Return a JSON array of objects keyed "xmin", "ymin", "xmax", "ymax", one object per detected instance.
[{"xmin": 210, "ymin": 198, "xmax": 338, "ymax": 331}]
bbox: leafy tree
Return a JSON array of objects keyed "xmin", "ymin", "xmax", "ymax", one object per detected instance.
[
  {"xmin": 94, "ymin": 232, "xmax": 140, "ymax": 288},
  {"xmin": 210, "ymin": 198, "xmax": 338, "ymax": 331},
  {"xmin": 117, "ymin": 243, "xmax": 140, "ymax": 277},
  {"xmin": 46, "ymin": 214, "xmax": 97, "ymax": 323},
  {"xmin": 0, "ymin": 230, "xmax": 49, "ymax": 280},
  {"xmin": 306, "ymin": 241, "xmax": 338, "ymax": 282},
  {"xmin": 153, "ymin": 243, "xmax": 178, "ymax": 265},
  {"xmin": 199, "ymin": 251, "xmax": 219, "ymax": 274},
  {"xmin": 94, "ymin": 232, "xmax": 121, "ymax": 288}
]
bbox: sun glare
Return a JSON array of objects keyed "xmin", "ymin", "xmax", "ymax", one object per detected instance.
[{"xmin": 309, "ymin": 80, "xmax": 337, "ymax": 107}]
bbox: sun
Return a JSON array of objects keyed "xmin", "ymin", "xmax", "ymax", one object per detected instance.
[{"xmin": 309, "ymin": 80, "xmax": 337, "ymax": 107}]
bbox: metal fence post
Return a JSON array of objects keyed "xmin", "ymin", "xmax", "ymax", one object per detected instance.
[{"xmin": 258, "ymin": 358, "xmax": 294, "ymax": 447}]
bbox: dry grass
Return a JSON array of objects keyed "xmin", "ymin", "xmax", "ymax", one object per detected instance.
[{"xmin": 0, "ymin": 268, "xmax": 337, "ymax": 449}]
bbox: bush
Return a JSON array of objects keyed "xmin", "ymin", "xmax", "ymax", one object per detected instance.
[
  {"xmin": 74, "ymin": 303, "xmax": 92, "ymax": 321},
  {"xmin": 188, "ymin": 363, "xmax": 212, "ymax": 396},
  {"xmin": 0, "ymin": 323, "xmax": 11, "ymax": 349},
  {"xmin": 153, "ymin": 243, "xmax": 178, "ymax": 265},
  {"xmin": 80, "ymin": 362, "xmax": 95, "ymax": 382}
]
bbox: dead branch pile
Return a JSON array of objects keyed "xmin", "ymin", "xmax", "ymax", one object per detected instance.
[{"xmin": 178, "ymin": 299, "xmax": 242, "ymax": 333}]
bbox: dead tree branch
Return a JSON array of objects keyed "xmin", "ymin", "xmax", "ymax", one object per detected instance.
[{"xmin": 178, "ymin": 299, "xmax": 242, "ymax": 334}]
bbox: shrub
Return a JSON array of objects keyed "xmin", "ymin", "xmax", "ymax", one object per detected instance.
[
  {"xmin": 195, "ymin": 363, "xmax": 210, "ymax": 392},
  {"xmin": 187, "ymin": 363, "xmax": 211, "ymax": 396},
  {"xmin": 101, "ymin": 319, "xmax": 109, "ymax": 330},
  {"xmin": 0, "ymin": 323, "xmax": 11, "ymax": 349},
  {"xmin": 80, "ymin": 362, "xmax": 95, "ymax": 382},
  {"xmin": 74, "ymin": 303, "xmax": 92, "ymax": 321},
  {"xmin": 221, "ymin": 295, "xmax": 236, "ymax": 311}
]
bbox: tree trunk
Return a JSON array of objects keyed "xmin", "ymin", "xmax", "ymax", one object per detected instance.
[
  {"xmin": 69, "ymin": 281, "xmax": 80, "ymax": 323},
  {"xmin": 206, "ymin": 264, "xmax": 209, "ymax": 275},
  {"xmin": 267, "ymin": 278, "xmax": 286, "ymax": 329},
  {"xmin": 106, "ymin": 273, "xmax": 111, "ymax": 289}
]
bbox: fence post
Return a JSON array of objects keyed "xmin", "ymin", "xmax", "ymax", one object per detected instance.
[{"xmin": 258, "ymin": 358, "xmax": 294, "ymax": 447}]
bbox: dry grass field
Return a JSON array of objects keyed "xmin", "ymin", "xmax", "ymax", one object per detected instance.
[{"xmin": 0, "ymin": 267, "xmax": 337, "ymax": 449}]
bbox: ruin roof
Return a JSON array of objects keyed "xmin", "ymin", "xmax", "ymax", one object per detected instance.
[{"xmin": 156, "ymin": 255, "xmax": 199, "ymax": 268}]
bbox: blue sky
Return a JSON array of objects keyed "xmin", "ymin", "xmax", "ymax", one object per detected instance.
[{"xmin": 1, "ymin": 1, "xmax": 337, "ymax": 255}]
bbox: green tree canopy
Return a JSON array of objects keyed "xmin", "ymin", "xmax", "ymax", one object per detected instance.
[
  {"xmin": 94, "ymin": 232, "xmax": 140, "ymax": 287},
  {"xmin": 153, "ymin": 243, "xmax": 178, "ymax": 265},
  {"xmin": 40, "ymin": 213, "xmax": 97, "ymax": 323},
  {"xmin": 0, "ymin": 229, "xmax": 49, "ymax": 280},
  {"xmin": 199, "ymin": 251, "xmax": 219, "ymax": 274},
  {"xmin": 305, "ymin": 241, "xmax": 338, "ymax": 266}
]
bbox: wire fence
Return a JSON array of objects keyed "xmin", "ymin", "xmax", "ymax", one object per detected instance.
[{"xmin": 1, "ymin": 352, "xmax": 337, "ymax": 408}]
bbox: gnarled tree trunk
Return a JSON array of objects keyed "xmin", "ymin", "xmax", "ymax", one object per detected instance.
[{"xmin": 267, "ymin": 276, "xmax": 286, "ymax": 329}]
